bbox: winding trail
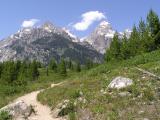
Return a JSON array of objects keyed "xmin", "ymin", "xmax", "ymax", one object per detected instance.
[{"xmin": 13, "ymin": 82, "xmax": 64, "ymax": 120}]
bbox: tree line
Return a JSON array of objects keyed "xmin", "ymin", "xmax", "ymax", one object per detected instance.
[
  {"xmin": 0, "ymin": 58, "xmax": 95, "ymax": 86},
  {"xmin": 105, "ymin": 9, "xmax": 160, "ymax": 61},
  {"xmin": 0, "ymin": 60, "xmax": 40, "ymax": 85},
  {"xmin": 48, "ymin": 58, "xmax": 95, "ymax": 76}
]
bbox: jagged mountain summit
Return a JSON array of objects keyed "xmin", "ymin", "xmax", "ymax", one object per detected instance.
[
  {"xmin": 0, "ymin": 22, "xmax": 103, "ymax": 64},
  {"xmin": 83, "ymin": 21, "xmax": 131, "ymax": 54},
  {"xmin": 83, "ymin": 21, "xmax": 115, "ymax": 54}
]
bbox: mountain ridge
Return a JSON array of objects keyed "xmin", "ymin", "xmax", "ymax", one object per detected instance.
[
  {"xmin": 0, "ymin": 22, "xmax": 103, "ymax": 64},
  {"xmin": 0, "ymin": 20, "xmax": 131, "ymax": 63}
]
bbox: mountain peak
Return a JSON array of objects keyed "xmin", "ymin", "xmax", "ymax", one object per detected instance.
[
  {"xmin": 83, "ymin": 20, "xmax": 115, "ymax": 54},
  {"xmin": 42, "ymin": 21, "xmax": 54, "ymax": 27},
  {"xmin": 98, "ymin": 21, "xmax": 112, "ymax": 29},
  {"xmin": 41, "ymin": 21, "xmax": 55, "ymax": 32},
  {"xmin": 99, "ymin": 21, "xmax": 110, "ymax": 26}
]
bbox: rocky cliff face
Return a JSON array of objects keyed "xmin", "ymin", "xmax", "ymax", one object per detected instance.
[
  {"xmin": 83, "ymin": 21, "xmax": 115, "ymax": 54},
  {"xmin": 83, "ymin": 21, "xmax": 131, "ymax": 54},
  {"xmin": 0, "ymin": 22, "xmax": 103, "ymax": 64}
]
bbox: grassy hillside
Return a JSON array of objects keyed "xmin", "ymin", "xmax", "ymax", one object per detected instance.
[{"xmin": 38, "ymin": 50, "xmax": 160, "ymax": 120}]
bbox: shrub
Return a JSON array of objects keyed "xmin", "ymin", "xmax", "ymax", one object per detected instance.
[
  {"xmin": 58, "ymin": 101, "xmax": 76, "ymax": 116},
  {"xmin": 0, "ymin": 111, "xmax": 12, "ymax": 120},
  {"xmin": 126, "ymin": 85, "xmax": 140, "ymax": 97},
  {"xmin": 143, "ymin": 88, "xmax": 155, "ymax": 101},
  {"xmin": 70, "ymin": 90, "xmax": 81, "ymax": 99}
]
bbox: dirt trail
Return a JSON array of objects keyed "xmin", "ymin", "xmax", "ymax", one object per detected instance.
[{"xmin": 14, "ymin": 82, "xmax": 64, "ymax": 120}]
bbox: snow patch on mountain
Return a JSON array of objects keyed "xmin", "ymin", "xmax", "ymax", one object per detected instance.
[{"xmin": 62, "ymin": 28, "xmax": 79, "ymax": 42}]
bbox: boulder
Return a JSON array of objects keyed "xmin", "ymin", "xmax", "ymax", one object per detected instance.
[
  {"xmin": 0, "ymin": 100, "xmax": 32, "ymax": 119},
  {"xmin": 108, "ymin": 76, "xmax": 133, "ymax": 89}
]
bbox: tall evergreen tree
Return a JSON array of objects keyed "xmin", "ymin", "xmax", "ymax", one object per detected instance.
[
  {"xmin": 58, "ymin": 59, "xmax": 67, "ymax": 76},
  {"xmin": 14, "ymin": 60, "xmax": 22, "ymax": 80},
  {"xmin": 120, "ymin": 35, "xmax": 131, "ymax": 59},
  {"xmin": 46, "ymin": 67, "xmax": 49, "ymax": 76},
  {"xmin": 128, "ymin": 25, "xmax": 141, "ymax": 56},
  {"xmin": 0, "ymin": 63, "xmax": 3, "ymax": 78},
  {"xmin": 29, "ymin": 60, "xmax": 39, "ymax": 81},
  {"xmin": 17, "ymin": 63, "xmax": 27, "ymax": 85},
  {"xmin": 138, "ymin": 18, "xmax": 155, "ymax": 52},
  {"xmin": 67, "ymin": 59, "xmax": 73, "ymax": 70},
  {"xmin": 85, "ymin": 59, "xmax": 93, "ymax": 69},
  {"xmin": 147, "ymin": 9, "xmax": 160, "ymax": 36},
  {"xmin": 49, "ymin": 58, "xmax": 57, "ymax": 72},
  {"xmin": 147, "ymin": 9, "xmax": 160, "ymax": 46},
  {"xmin": 1, "ymin": 61, "xmax": 17, "ymax": 84},
  {"xmin": 105, "ymin": 33, "xmax": 121, "ymax": 61},
  {"xmin": 75, "ymin": 61, "xmax": 81, "ymax": 72}
]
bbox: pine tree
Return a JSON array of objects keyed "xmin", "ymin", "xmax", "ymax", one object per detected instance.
[
  {"xmin": 17, "ymin": 64, "xmax": 27, "ymax": 86},
  {"xmin": 142, "ymin": 26, "xmax": 155, "ymax": 52},
  {"xmin": 154, "ymin": 31, "xmax": 160, "ymax": 47},
  {"xmin": 67, "ymin": 59, "xmax": 73, "ymax": 70},
  {"xmin": 138, "ymin": 18, "xmax": 146, "ymax": 35},
  {"xmin": 46, "ymin": 67, "xmax": 49, "ymax": 76},
  {"xmin": 1, "ymin": 61, "xmax": 17, "ymax": 84},
  {"xmin": 147, "ymin": 9, "xmax": 160, "ymax": 46},
  {"xmin": 120, "ymin": 35, "xmax": 131, "ymax": 59},
  {"xmin": 14, "ymin": 60, "xmax": 21, "ymax": 80},
  {"xmin": 138, "ymin": 18, "xmax": 155, "ymax": 52},
  {"xmin": 105, "ymin": 33, "xmax": 121, "ymax": 61},
  {"xmin": 49, "ymin": 58, "xmax": 57, "ymax": 72},
  {"xmin": 29, "ymin": 60, "xmax": 39, "ymax": 81},
  {"xmin": 128, "ymin": 25, "xmax": 141, "ymax": 56},
  {"xmin": 0, "ymin": 63, "xmax": 3, "ymax": 78},
  {"xmin": 75, "ymin": 61, "xmax": 81, "ymax": 72},
  {"xmin": 105, "ymin": 46, "xmax": 113, "ymax": 62},
  {"xmin": 147, "ymin": 9, "xmax": 160, "ymax": 36},
  {"xmin": 58, "ymin": 59, "xmax": 67, "ymax": 76},
  {"xmin": 138, "ymin": 19, "xmax": 148, "ymax": 52},
  {"xmin": 85, "ymin": 59, "xmax": 93, "ymax": 69}
]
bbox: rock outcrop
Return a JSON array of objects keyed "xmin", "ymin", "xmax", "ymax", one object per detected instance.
[
  {"xmin": 0, "ymin": 100, "xmax": 33, "ymax": 120},
  {"xmin": 108, "ymin": 76, "xmax": 133, "ymax": 89}
]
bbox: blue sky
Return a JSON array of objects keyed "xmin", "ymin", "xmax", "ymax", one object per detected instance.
[{"xmin": 0, "ymin": 0, "xmax": 159, "ymax": 39}]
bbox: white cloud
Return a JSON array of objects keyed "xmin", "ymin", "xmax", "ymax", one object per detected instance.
[
  {"xmin": 21, "ymin": 19, "xmax": 39, "ymax": 28},
  {"xmin": 73, "ymin": 11, "xmax": 106, "ymax": 31}
]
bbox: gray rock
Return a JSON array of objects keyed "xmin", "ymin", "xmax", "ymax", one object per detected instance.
[
  {"xmin": 0, "ymin": 100, "xmax": 32, "ymax": 119},
  {"xmin": 108, "ymin": 76, "xmax": 133, "ymax": 89}
]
